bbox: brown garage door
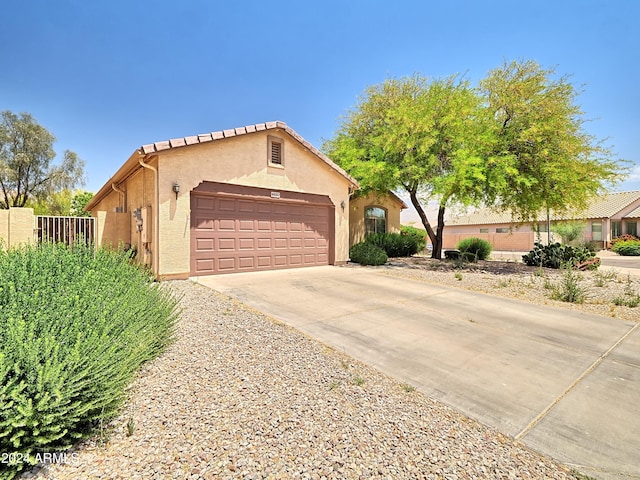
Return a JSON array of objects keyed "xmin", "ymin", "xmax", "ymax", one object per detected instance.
[{"xmin": 191, "ymin": 182, "xmax": 334, "ymax": 275}]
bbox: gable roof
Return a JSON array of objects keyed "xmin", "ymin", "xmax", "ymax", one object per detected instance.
[
  {"xmin": 626, "ymin": 205, "xmax": 640, "ymax": 218},
  {"xmin": 86, "ymin": 121, "xmax": 358, "ymax": 211},
  {"xmin": 448, "ymin": 190, "xmax": 640, "ymax": 226}
]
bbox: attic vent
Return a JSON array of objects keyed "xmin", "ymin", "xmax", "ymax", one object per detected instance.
[{"xmin": 268, "ymin": 135, "xmax": 284, "ymax": 166}]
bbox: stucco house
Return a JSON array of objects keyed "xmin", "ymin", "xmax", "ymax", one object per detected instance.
[
  {"xmin": 85, "ymin": 121, "xmax": 360, "ymax": 278},
  {"xmin": 442, "ymin": 190, "xmax": 640, "ymax": 251},
  {"xmin": 348, "ymin": 191, "xmax": 407, "ymax": 247}
]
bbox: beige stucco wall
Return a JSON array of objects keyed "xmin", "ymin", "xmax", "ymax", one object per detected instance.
[
  {"xmin": 92, "ymin": 129, "xmax": 352, "ymax": 276},
  {"xmin": 0, "ymin": 208, "xmax": 35, "ymax": 247},
  {"xmin": 349, "ymin": 192, "xmax": 404, "ymax": 246}
]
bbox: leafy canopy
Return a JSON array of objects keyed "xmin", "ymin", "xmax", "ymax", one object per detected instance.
[
  {"xmin": 324, "ymin": 60, "xmax": 627, "ymax": 258},
  {"xmin": 0, "ymin": 111, "xmax": 85, "ymax": 208}
]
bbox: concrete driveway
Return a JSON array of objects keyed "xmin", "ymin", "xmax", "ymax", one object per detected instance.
[{"xmin": 197, "ymin": 266, "xmax": 640, "ymax": 480}]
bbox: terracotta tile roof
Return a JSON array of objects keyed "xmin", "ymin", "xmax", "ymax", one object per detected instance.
[
  {"xmin": 448, "ymin": 190, "xmax": 640, "ymax": 225},
  {"xmin": 139, "ymin": 120, "xmax": 357, "ymax": 186}
]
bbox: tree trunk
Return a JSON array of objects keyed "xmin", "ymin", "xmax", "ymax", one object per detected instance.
[
  {"xmin": 432, "ymin": 205, "xmax": 446, "ymax": 259},
  {"xmin": 407, "ymin": 189, "xmax": 448, "ymax": 260}
]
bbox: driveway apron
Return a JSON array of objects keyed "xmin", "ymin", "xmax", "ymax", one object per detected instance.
[{"xmin": 197, "ymin": 266, "xmax": 640, "ymax": 480}]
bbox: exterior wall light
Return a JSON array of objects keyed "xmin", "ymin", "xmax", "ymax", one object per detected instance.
[
  {"xmin": 172, "ymin": 183, "xmax": 180, "ymax": 199},
  {"xmin": 340, "ymin": 200, "xmax": 346, "ymax": 211}
]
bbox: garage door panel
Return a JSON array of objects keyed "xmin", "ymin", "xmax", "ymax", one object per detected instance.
[
  {"xmin": 239, "ymin": 238, "xmax": 255, "ymax": 249},
  {"xmin": 195, "ymin": 217, "xmax": 214, "ymax": 230},
  {"xmin": 257, "ymin": 202, "xmax": 273, "ymax": 214},
  {"xmin": 238, "ymin": 200, "xmax": 255, "ymax": 213},
  {"xmin": 257, "ymin": 256, "xmax": 272, "ymax": 267},
  {"xmin": 196, "ymin": 238, "xmax": 215, "ymax": 252},
  {"xmin": 257, "ymin": 238, "xmax": 271, "ymax": 249},
  {"xmin": 191, "ymin": 192, "xmax": 331, "ymax": 275},
  {"xmin": 218, "ymin": 199, "xmax": 236, "ymax": 211},
  {"xmin": 239, "ymin": 220, "xmax": 255, "ymax": 231},
  {"xmin": 217, "ymin": 257, "xmax": 236, "ymax": 271},
  {"xmin": 218, "ymin": 238, "xmax": 235, "ymax": 250},
  {"xmin": 219, "ymin": 219, "xmax": 236, "ymax": 230},
  {"xmin": 274, "ymin": 238, "xmax": 288, "ymax": 249},
  {"xmin": 238, "ymin": 257, "xmax": 255, "ymax": 269}
]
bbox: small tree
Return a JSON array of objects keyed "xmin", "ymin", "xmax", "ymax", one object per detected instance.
[
  {"xmin": 551, "ymin": 221, "xmax": 586, "ymax": 245},
  {"xmin": 0, "ymin": 111, "xmax": 85, "ymax": 208},
  {"xmin": 71, "ymin": 191, "xmax": 94, "ymax": 217}
]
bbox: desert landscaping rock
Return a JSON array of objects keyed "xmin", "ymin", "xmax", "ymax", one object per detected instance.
[{"xmin": 26, "ymin": 278, "xmax": 582, "ymax": 479}]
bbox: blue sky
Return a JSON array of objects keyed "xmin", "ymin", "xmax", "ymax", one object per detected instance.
[{"xmin": 2, "ymin": 0, "xmax": 639, "ymax": 203}]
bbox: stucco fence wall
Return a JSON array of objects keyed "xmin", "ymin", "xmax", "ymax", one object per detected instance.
[
  {"xmin": 1, "ymin": 207, "xmax": 106, "ymax": 249},
  {"xmin": 0, "ymin": 208, "xmax": 36, "ymax": 248},
  {"xmin": 442, "ymin": 231, "xmax": 535, "ymax": 252}
]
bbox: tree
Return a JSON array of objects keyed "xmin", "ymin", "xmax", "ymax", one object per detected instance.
[
  {"xmin": 324, "ymin": 75, "xmax": 491, "ymax": 258},
  {"xmin": 70, "ymin": 190, "xmax": 94, "ymax": 217},
  {"xmin": 325, "ymin": 61, "xmax": 627, "ymax": 260},
  {"xmin": 26, "ymin": 189, "xmax": 73, "ymax": 215},
  {"xmin": 479, "ymin": 60, "xmax": 625, "ymax": 223},
  {"xmin": 551, "ymin": 221, "xmax": 586, "ymax": 245},
  {"xmin": 0, "ymin": 111, "xmax": 85, "ymax": 208}
]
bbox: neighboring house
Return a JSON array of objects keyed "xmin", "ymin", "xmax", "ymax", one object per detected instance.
[
  {"xmin": 85, "ymin": 121, "xmax": 359, "ymax": 278},
  {"xmin": 442, "ymin": 190, "xmax": 640, "ymax": 251},
  {"xmin": 348, "ymin": 191, "xmax": 407, "ymax": 246}
]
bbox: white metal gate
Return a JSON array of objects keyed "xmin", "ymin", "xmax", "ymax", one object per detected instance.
[{"xmin": 36, "ymin": 216, "xmax": 96, "ymax": 246}]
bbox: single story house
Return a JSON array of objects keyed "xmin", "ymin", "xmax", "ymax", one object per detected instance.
[
  {"xmin": 442, "ymin": 190, "xmax": 640, "ymax": 251},
  {"xmin": 85, "ymin": 121, "xmax": 361, "ymax": 278}
]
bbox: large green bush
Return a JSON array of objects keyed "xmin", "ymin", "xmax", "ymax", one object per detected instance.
[
  {"xmin": 349, "ymin": 242, "xmax": 388, "ymax": 266},
  {"xmin": 456, "ymin": 237, "xmax": 492, "ymax": 262},
  {"xmin": 365, "ymin": 233, "xmax": 419, "ymax": 257},
  {"xmin": 612, "ymin": 240, "xmax": 640, "ymax": 256},
  {"xmin": 0, "ymin": 243, "xmax": 178, "ymax": 478},
  {"xmin": 400, "ymin": 225, "xmax": 427, "ymax": 252},
  {"xmin": 522, "ymin": 242, "xmax": 599, "ymax": 269}
]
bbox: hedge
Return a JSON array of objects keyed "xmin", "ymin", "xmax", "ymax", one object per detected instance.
[{"xmin": 0, "ymin": 243, "xmax": 178, "ymax": 479}]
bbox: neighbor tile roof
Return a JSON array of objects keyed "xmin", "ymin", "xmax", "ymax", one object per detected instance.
[
  {"xmin": 139, "ymin": 120, "xmax": 357, "ymax": 186},
  {"xmin": 625, "ymin": 205, "xmax": 640, "ymax": 218},
  {"xmin": 448, "ymin": 190, "xmax": 640, "ymax": 225}
]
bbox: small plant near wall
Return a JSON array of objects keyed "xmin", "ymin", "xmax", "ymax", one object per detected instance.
[
  {"xmin": 349, "ymin": 242, "xmax": 388, "ymax": 266},
  {"xmin": 456, "ymin": 237, "xmax": 492, "ymax": 262}
]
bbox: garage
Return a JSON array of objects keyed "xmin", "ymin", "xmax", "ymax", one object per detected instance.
[{"xmin": 191, "ymin": 182, "xmax": 335, "ymax": 275}]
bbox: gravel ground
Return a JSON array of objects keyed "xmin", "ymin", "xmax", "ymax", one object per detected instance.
[
  {"xmin": 25, "ymin": 278, "xmax": 583, "ymax": 480},
  {"xmin": 376, "ymin": 255, "xmax": 639, "ymax": 323}
]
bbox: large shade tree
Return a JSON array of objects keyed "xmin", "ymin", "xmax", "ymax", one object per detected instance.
[
  {"xmin": 0, "ymin": 111, "xmax": 85, "ymax": 209},
  {"xmin": 325, "ymin": 61, "xmax": 626, "ymax": 259},
  {"xmin": 479, "ymin": 60, "xmax": 624, "ymax": 223},
  {"xmin": 324, "ymin": 75, "xmax": 492, "ymax": 258}
]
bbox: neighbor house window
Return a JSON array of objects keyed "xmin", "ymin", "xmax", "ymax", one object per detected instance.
[
  {"xmin": 535, "ymin": 223, "xmax": 548, "ymax": 232},
  {"xmin": 365, "ymin": 206, "xmax": 387, "ymax": 235},
  {"xmin": 626, "ymin": 221, "xmax": 638, "ymax": 237},
  {"xmin": 479, "ymin": 228, "xmax": 489, "ymax": 233},
  {"xmin": 612, "ymin": 221, "xmax": 622, "ymax": 238},
  {"xmin": 268, "ymin": 136, "xmax": 284, "ymax": 166},
  {"xmin": 591, "ymin": 221, "xmax": 602, "ymax": 241},
  {"xmin": 496, "ymin": 227, "xmax": 509, "ymax": 233}
]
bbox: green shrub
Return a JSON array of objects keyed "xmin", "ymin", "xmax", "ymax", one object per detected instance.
[
  {"xmin": 456, "ymin": 237, "xmax": 492, "ymax": 262},
  {"xmin": 365, "ymin": 233, "xmax": 418, "ymax": 257},
  {"xmin": 349, "ymin": 242, "xmax": 388, "ymax": 266},
  {"xmin": 611, "ymin": 240, "xmax": 640, "ymax": 256},
  {"xmin": 400, "ymin": 225, "xmax": 427, "ymax": 252},
  {"xmin": 610, "ymin": 234, "xmax": 639, "ymax": 246},
  {"xmin": 550, "ymin": 267, "xmax": 587, "ymax": 303},
  {"xmin": 0, "ymin": 243, "xmax": 178, "ymax": 478},
  {"xmin": 522, "ymin": 242, "xmax": 599, "ymax": 269}
]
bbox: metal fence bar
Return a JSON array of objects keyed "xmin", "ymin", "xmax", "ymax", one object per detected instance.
[{"xmin": 35, "ymin": 216, "xmax": 96, "ymax": 246}]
